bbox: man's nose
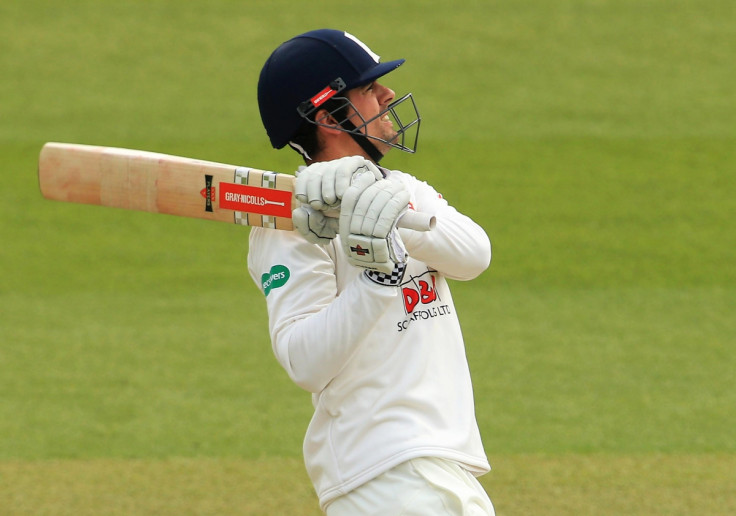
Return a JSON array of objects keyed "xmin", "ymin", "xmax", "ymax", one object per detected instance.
[{"xmin": 376, "ymin": 82, "xmax": 395, "ymax": 104}]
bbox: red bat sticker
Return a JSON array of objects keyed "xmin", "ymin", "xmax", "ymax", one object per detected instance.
[{"xmin": 218, "ymin": 182, "xmax": 292, "ymax": 218}]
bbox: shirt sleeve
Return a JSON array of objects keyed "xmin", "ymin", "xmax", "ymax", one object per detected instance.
[
  {"xmin": 397, "ymin": 174, "xmax": 491, "ymax": 281},
  {"xmin": 248, "ymin": 227, "xmax": 399, "ymax": 393}
]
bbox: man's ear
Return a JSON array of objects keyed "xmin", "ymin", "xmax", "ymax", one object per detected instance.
[
  {"xmin": 315, "ymin": 108, "xmax": 338, "ymax": 125},
  {"xmin": 314, "ymin": 108, "xmax": 342, "ymax": 135}
]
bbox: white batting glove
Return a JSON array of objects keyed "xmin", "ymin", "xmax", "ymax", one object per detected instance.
[
  {"xmin": 294, "ymin": 156, "xmax": 382, "ymax": 211},
  {"xmin": 292, "ymin": 205, "xmax": 339, "ymax": 245},
  {"xmin": 339, "ymin": 176, "xmax": 410, "ymax": 275}
]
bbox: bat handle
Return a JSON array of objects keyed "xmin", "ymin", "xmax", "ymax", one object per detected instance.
[
  {"xmin": 397, "ymin": 210, "xmax": 436, "ymax": 232},
  {"xmin": 320, "ymin": 208, "xmax": 435, "ymax": 232}
]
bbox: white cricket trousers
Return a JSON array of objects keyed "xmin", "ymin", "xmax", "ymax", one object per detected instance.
[{"xmin": 325, "ymin": 457, "xmax": 495, "ymax": 515}]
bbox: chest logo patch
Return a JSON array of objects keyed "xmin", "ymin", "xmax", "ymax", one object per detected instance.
[
  {"xmin": 396, "ymin": 270, "xmax": 452, "ymax": 332},
  {"xmin": 262, "ymin": 265, "xmax": 290, "ymax": 296}
]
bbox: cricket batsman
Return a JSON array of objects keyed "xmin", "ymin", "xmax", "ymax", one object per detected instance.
[{"xmin": 248, "ymin": 29, "xmax": 494, "ymax": 515}]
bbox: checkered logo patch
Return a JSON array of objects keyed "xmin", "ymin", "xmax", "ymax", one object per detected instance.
[
  {"xmin": 262, "ymin": 215, "xmax": 276, "ymax": 229},
  {"xmin": 261, "ymin": 171, "xmax": 277, "ymax": 189},
  {"xmin": 234, "ymin": 211, "xmax": 249, "ymax": 226},
  {"xmin": 261, "ymin": 172, "xmax": 277, "ymax": 228},
  {"xmin": 234, "ymin": 167, "xmax": 249, "ymax": 184},
  {"xmin": 364, "ymin": 262, "xmax": 407, "ymax": 287}
]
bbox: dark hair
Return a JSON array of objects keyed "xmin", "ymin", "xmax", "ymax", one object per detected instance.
[{"xmin": 289, "ymin": 120, "xmax": 320, "ymax": 161}]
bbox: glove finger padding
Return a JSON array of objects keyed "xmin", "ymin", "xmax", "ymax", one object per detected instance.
[
  {"xmin": 327, "ymin": 156, "xmax": 379, "ymax": 207},
  {"xmin": 339, "ymin": 171, "xmax": 382, "ymax": 227},
  {"xmin": 294, "ymin": 156, "xmax": 381, "ymax": 210},
  {"xmin": 294, "ymin": 164, "xmax": 324, "ymax": 209},
  {"xmin": 292, "ymin": 206, "xmax": 339, "ymax": 245},
  {"xmin": 350, "ymin": 181, "xmax": 410, "ymax": 238},
  {"xmin": 339, "ymin": 178, "xmax": 410, "ymax": 274},
  {"xmin": 306, "ymin": 167, "xmax": 329, "ymax": 209}
]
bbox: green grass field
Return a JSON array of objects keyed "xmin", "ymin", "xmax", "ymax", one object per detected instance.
[{"xmin": 2, "ymin": 0, "xmax": 735, "ymax": 514}]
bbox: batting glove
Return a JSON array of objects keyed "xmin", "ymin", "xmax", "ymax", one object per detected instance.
[
  {"xmin": 339, "ymin": 175, "xmax": 410, "ymax": 275},
  {"xmin": 294, "ymin": 156, "xmax": 382, "ymax": 211},
  {"xmin": 292, "ymin": 205, "xmax": 339, "ymax": 245}
]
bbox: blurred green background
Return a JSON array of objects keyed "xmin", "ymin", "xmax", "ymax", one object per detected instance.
[{"xmin": 1, "ymin": 0, "xmax": 734, "ymax": 514}]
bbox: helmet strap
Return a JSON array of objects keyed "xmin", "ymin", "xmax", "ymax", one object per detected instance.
[{"xmin": 339, "ymin": 118, "xmax": 385, "ymax": 163}]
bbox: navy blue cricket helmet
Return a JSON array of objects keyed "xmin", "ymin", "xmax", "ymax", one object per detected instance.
[{"xmin": 257, "ymin": 29, "xmax": 407, "ymax": 151}]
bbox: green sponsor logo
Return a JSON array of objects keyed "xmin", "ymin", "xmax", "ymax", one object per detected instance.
[{"xmin": 261, "ymin": 265, "xmax": 290, "ymax": 296}]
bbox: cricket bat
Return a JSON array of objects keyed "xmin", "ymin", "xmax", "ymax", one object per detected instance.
[{"xmin": 38, "ymin": 143, "xmax": 435, "ymax": 232}]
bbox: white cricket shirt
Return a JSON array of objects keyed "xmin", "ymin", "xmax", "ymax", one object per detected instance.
[{"xmin": 247, "ymin": 168, "xmax": 492, "ymax": 509}]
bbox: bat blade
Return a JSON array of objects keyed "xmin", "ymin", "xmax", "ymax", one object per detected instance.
[
  {"xmin": 39, "ymin": 142, "xmax": 302, "ymax": 230},
  {"xmin": 38, "ymin": 142, "xmax": 435, "ymax": 232}
]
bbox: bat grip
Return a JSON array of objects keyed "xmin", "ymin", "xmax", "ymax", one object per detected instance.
[
  {"xmin": 320, "ymin": 207, "xmax": 435, "ymax": 232},
  {"xmin": 397, "ymin": 210, "xmax": 436, "ymax": 232}
]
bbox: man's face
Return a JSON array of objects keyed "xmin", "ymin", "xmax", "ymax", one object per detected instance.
[{"xmin": 345, "ymin": 81, "xmax": 397, "ymax": 155}]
